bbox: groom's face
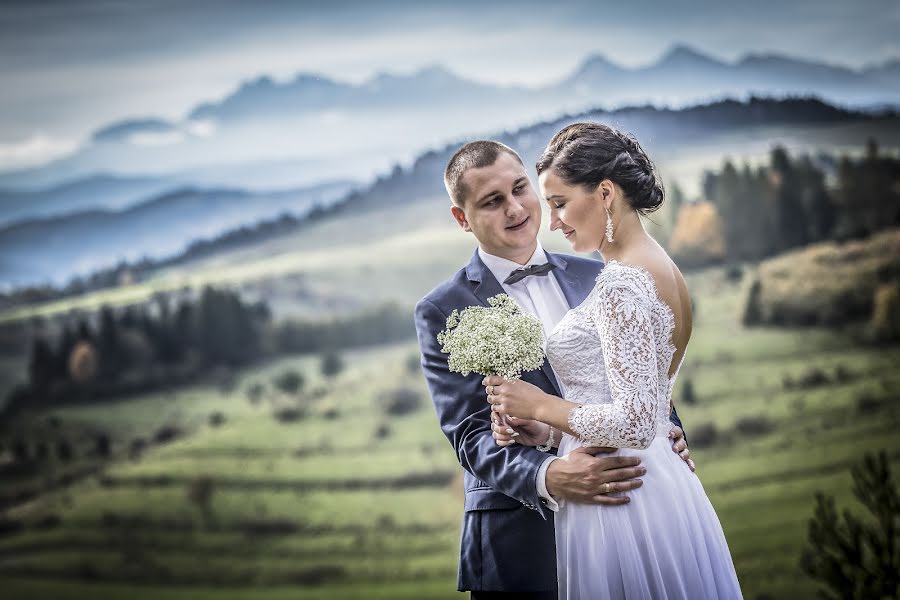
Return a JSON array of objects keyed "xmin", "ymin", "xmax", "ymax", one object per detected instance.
[{"xmin": 450, "ymin": 152, "xmax": 541, "ymax": 262}]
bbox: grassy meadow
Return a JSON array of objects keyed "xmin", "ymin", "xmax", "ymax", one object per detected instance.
[{"xmin": 1, "ymin": 258, "xmax": 898, "ymax": 599}]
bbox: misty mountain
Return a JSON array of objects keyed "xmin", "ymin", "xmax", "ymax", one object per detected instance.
[
  {"xmin": 3, "ymin": 44, "xmax": 896, "ymax": 193},
  {"xmin": 0, "ymin": 180, "xmax": 354, "ymax": 288},
  {"xmin": 0, "ymin": 174, "xmax": 176, "ymax": 227}
]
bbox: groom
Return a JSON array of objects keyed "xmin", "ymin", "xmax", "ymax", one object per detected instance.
[{"xmin": 414, "ymin": 141, "xmax": 692, "ymax": 599}]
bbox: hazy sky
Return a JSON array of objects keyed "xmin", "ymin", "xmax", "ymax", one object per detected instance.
[{"xmin": 1, "ymin": 0, "xmax": 898, "ymax": 167}]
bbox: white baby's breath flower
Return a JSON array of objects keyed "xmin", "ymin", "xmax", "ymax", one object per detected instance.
[{"xmin": 437, "ymin": 294, "xmax": 545, "ymax": 380}]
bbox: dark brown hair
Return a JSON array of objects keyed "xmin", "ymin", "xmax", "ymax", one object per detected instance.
[
  {"xmin": 444, "ymin": 140, "xmax": 523, "ymax": 207},
  {"xmin": 535, "ymin": 123, "xmax": 664, "ymax": 215}
]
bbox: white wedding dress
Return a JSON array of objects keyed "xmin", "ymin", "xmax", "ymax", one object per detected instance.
[{"xmin": 546, "ymin": 261, "xmax": 743, "ymax": 600}]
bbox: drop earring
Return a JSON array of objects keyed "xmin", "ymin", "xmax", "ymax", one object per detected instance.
[{"xmin": 605, "ymin": 207, "xmax": 614, "ymax": 243}]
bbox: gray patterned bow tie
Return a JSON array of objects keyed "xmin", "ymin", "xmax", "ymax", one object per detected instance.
[{"xmin": 504, "ymin": 263, "xmax": 556, "ymax": 285}]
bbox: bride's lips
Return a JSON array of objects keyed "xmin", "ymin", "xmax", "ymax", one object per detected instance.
[
  {"xmin": 506, "ymin": 216, "xmax": 529, "ymax": 231},
  {"xmin": 563, "ymin": 229, "xmax": 575, "ymax": 239}
]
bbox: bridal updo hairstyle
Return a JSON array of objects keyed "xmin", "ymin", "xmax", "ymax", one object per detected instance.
[{"xmin": 535, "ymin": 122, "xmax": 665, "ymax": 215}]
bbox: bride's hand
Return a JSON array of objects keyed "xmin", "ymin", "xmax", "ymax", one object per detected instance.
[
  {"xmin": 490, "ymin": 414, "xmax": 550, "ymax": 447},
  {"xmin": 483, "ymin": 375, "xmax": 546, "ymax": 421}
]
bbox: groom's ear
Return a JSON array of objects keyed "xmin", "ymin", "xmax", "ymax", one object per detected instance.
[{"xmin": 450, "ymin": 205, "xmax": 472, "ymax": 232}]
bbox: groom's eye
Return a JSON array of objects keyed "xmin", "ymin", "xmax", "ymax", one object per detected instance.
[{"xmin": 512, "ymin": 185, "xmax": 525, "ymax": 194}]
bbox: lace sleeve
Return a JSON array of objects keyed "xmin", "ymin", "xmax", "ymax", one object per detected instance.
[{"xmin": 567, "ymin": 272, "xmax": 659, "ymax": 449}]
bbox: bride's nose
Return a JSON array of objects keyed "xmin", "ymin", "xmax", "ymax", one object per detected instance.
[{"xmin": 549, "ymin": 210, "xmax": 562, "ymax": 231}]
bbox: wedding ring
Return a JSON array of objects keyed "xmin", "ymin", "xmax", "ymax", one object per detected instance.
[
  {"xmin": 603, "ymin": 483, "xmax": 611, "ymax": 494},
  {"xmin": 488, "ymin": 385, "xmax": 494, "ymax": 395}
]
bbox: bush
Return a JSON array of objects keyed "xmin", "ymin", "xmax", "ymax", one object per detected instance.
[
  {"xmin": 12, "ymin": 439, "xmax": 28, "ymax": 462},
  {"xmin": 153, "ymin": 425, "xmax": 181, "ymax": 444},
  {"xmin": 129, "ymin": 438, "xmax": 147, "ymax": 460},
  {"xmin": 687, "ymin": 423, "xmax": 718, "ymax": 449},
  {"xmin": 374, "ymin": 423, "xmax": 391, "ymax": 440},
  {"xmin": 274, "ymin": 370, "xmax": 304, "ymax": 395},
  {"xmin": 383, "ymin": 387, "xmax": 422, "ymax": 416},
  {"xmin": 734, "ymin": 415, "xmax": 774, "ymax": 437},
  {"xmin": 856, "ymin": 393, "xmax": 885, "ymax": 415},
  {"xmin": 208, "ymin": 412, "xmax": 226, "ymax": 427},
  {"xmin": 724, "ymin": 264, "xmax": 744, "ymax": 282},
  {"xmin": 871, "ymin": 283, "xmax": 900, "ymax": 342},
  {"xmin": 187, "ymin": 475, "xmax": 215, "ymax": 527},
  {"xmin": 405, "ymin": 353, "xmax": 421, "ymax": 374},
  {"xmin": 800, "ymin": 450, "xmax": 899, "ymax": 598},
  {"xmin": 57, "ymin": 440, "xmax": 73, "ymax": 462},
  {"xmin": 833, "ymin": 364, "xmax": 854, "ymax": 383},
  {"xmin": 320, "ymin": 352, "xmax": 344, "ymax": 378},
  {"xmin": 681, "ymin": 378, "xmax": 696, "ymax": 406},
  {"xmin": 794, "ymin": 368, "xmax": 829, "ymax": 389},
  {"xmin": 274, "ymin": 407, "xmax": 307, "ymax": 423},
  {"xmin": 245, "ymin": 382, "xmax": 264, "ymax": 405},
  {"xmin": 94, "ymin": 433, "xmax": 111, "ymax": 458}
]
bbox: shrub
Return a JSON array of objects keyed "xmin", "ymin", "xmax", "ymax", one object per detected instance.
[
  {"xmin": 795, "ymin": 368, "xmax": 829, "ymax": 389},
  {"xmin": 681, "ymin": 378, "xmax": 696, "ymax": 406},
  {"xmin": 274, "ymin": 407, "xmax": 307, "ymax": 423},
  {"xmin": 687, "ymin": 423, "xmax": 718, "ymax": 449},
  {"xmin": 833, "ymin": 365, "xmax": 854, "ymax": 383},
  {"xmin": 35, "ymin": 441, "xmax": 49, "ymax": 461},
  {"xmin": 856, "ymin": 393, "xmax": 884, "ymax": 415},
  {"xmin": 383, "ymin": 387, "xmax": 422, "ymax": 416},
  {"xmin": 871, "ymin": 283, "xmax": 900, "ymax": 342},
  {"xmin": 320, "ymin": 352, "xmax": 344, "ymax": 378},
  {"xmin": 374, "ymin": 423, "xmax": 391, "ymax": 440},
  {"xmin": 724, "ymin": 264, "xmax": 744, "ymax": 282},
  {"xmin": 57, "ymin": 439, "xmax": 73, "ymax": 462},
  {"xmin": 800, "ymin": 450, "xmax": 899, "ymax": 598},
  {"xmin": 274, "ymin": 370, "xmax": 304, "ymax": 395},
  {"xmin": 187, "ymin": 476, "xmax": 215, "ymax": 528},
  {"xmin": 245, "ymin": 382, "xmax": 264, "ymax": 405},
  {"xmin": 208, "ymin": 412, "xmax": 226, "ymax": 427},
  {"xmin": 12, "ymin": 439, "xmax": 28, "ymax": 462},
  {"xmin": 153, "ymin": 425, "xmax": 181, "ymax": 444},
  {"xmin": 129, "ymin": 438, "xmax": 147, "ymax": 460},
  {"xmin": 734, "ymin": 415, "xmax": 774, "ymax": 437},
  {"xmin": 405, "ymin": 353, "xmax": 421, "ymax": 374},
  {"xmin": 94, "ymin": 433, "xmax": 111, "ymax": 458}
]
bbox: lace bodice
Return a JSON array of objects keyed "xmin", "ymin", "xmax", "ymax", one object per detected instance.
[{"xmin": 545, "ymin": 261, "xmax": 684, "ymax": 449}]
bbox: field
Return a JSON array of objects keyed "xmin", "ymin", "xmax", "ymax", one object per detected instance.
[{"xmin": 1, "ymin": 263, "xmax": 898, "ymax": 599}]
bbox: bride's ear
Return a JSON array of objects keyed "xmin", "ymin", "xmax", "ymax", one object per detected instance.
[{"xmin": 597, "ymin": 180, "xmax": 615, "ymax": 211}]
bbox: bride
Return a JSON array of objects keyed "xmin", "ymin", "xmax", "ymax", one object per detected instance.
[{"xmin": 483, "ymin": 123, "xmax": 743, "ymax": 599}]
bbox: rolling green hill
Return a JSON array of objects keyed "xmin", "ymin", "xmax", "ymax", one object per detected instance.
[{"xmin": 1, "ymin": 265, "xmax": 897, "ymax": 599}]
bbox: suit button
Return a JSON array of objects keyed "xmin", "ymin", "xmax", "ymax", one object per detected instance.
[{"xmin": 540, "ymin": 497, "xmax": 549, "ymax": 506}]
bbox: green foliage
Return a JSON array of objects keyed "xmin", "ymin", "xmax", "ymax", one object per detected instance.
[
  {"xmin": 273, "ymin": 369, "xmax": 304, "ymax": 396},
  {"xmin": 320, "ymin": 352, "xmax": 344, "ymax": 378},
  {"xmin": 705, "ymin": 144, "xmax": 899, "ymax": 266},
  {"xmin": 801, "ymin": 451, "xmax": 899, "ymax": 599}
]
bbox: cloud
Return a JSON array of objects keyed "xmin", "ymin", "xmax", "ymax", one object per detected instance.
[{"xmin": 0, "ymin": 134, "xmax": 79, "ymax": 171}]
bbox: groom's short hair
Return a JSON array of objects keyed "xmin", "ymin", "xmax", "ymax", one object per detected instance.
[{"xmin": 444, "ymin": 141, "xmax": 524, "ymax": 207}]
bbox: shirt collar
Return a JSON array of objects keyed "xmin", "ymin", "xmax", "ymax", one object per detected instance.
[{"xmin": 478, "ymin": 242, "xmax": 549, "ymax": 286}]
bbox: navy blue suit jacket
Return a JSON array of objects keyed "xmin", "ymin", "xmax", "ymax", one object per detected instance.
[{"xmin": 414, "ymin": 249, "xmax": 684, "ymax": 592}]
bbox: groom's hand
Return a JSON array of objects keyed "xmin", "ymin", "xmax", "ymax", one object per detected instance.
[
  {"xmin": 546, "ymin": 447, "xmax": 645, "ymax": 506},
  {"xmin": 669, "ymin": 426, "xmax": 695, "ymax": 472}
]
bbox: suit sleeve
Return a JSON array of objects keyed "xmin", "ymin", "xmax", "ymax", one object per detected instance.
[{"xmin": 415, "ymin": 296, "xmax": 553, "ymax": 519}]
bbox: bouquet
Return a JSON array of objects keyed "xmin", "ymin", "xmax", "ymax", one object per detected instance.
[{"xmin": 437, "ymin": 293, "xmax": 545, "ymax": 380}]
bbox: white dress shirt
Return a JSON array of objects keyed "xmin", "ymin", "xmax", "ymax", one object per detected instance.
[{"xmin": 478, "ymin": 242, "xmax": 568, "ymax": 512}]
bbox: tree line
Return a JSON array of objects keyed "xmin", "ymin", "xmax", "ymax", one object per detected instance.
[
  {"xmin": 5, "ymin": 288, "xmax": 415, "ymax": 419},
  {"xmin": 698, "ymin": 140, "xmax": 900, "ymax": 264}
]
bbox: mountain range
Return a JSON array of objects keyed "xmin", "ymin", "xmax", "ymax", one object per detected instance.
[
  {"xmin": 0, "ymin": 180, "xmax": 353, "ymax": 288},
  {"xmin": 1, "ymin": 44, "xmax": 897, "ymax": 194}
]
